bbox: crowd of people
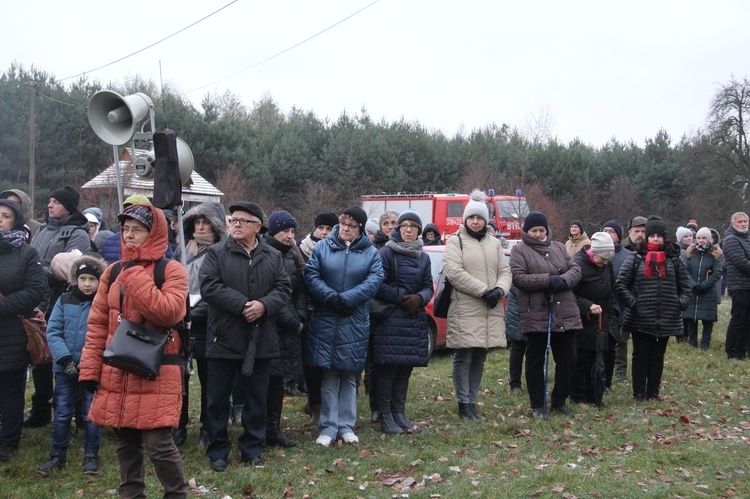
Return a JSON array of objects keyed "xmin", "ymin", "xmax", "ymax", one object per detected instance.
[{"xmin": 1, "ymin": 182, "xmax": 748, "ymax": 498}]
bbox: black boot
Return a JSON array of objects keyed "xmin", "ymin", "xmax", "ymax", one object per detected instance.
[
  {"xmin": 83, "ymin": 450, "xmax": 99, "ymax": 475},
  {"xmin": 469, "ymin": 404, "xmax": 486, "ymax": 420},
  {"xmin": 38, "ymin": 451, "xmax": 66, "ymax": 474},
  {"xmin": 393, "ymin": 412, "xmax": 420, "ymax": 433},
  {"xmin": 380, "ymin": 412, "xmax": 403, "ymax": 435},
  {"xmin": 266, "ymin": 376, "xmax": 296, "ymax": 448},
  {"xmin": 458, "ymin": 403, "xmax": 476, "ymax": 420},
  {"xmin": 172, "ymin": 426, "xmax": 187, "ymax": 446},
  {"xmin": 24, "ymin": 409, "xmax": 51, "ymax": 428}
]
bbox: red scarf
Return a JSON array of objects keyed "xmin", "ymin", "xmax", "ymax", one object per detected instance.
[{"xmin": 644, "ymin": 242, "xmax": 666, "ymax": 278}]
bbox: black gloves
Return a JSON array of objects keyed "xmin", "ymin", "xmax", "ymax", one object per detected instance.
[
  {"xmin": 482, "ymin": 288, "xmax": 504, "ymax": 308},
  {"xmin": 328, "ymin": 295, "xmax": 353, "ymax": 316},
  {"xmin": 80, "ymin": 380, "xmax": 99, "ymax": 394},
  {"xmin": 402, "ymin": 294, "xmax": 423, "ymax": 316},
  {"xmin": 548, "ymin": 276, "xmax": 567, "ymax": 292}
]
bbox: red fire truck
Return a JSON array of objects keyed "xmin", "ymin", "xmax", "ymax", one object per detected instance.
[{"xmin": 361, "ymin": 190, "xmax": 530, "ymax": 240}]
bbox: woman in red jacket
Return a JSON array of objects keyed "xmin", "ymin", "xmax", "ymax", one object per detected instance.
[{"xmin": 79, "ymin": 204, "xmax": 189, "ymax": 498}]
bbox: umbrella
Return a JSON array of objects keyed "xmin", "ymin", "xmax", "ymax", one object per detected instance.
[{"xmin": 591, "ymin": 313, "xmax": 607, "ymax": 407}]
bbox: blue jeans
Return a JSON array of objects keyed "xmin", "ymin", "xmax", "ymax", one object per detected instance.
[
  {"xmin": 319, "ymin": 369, "xmax": 358, "ymax": 439},
  {"xmin": 52, "ymin": 372, "xmax": 100, "ymax": 452}
]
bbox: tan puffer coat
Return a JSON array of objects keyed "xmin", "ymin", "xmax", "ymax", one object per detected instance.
[
  {"xmin": 443, "ymin": 225, "xmax": 512, "ymax": 349},
  {"xmin": 79, "ymin": 204, "xmax": 188, "ymax": 429}
]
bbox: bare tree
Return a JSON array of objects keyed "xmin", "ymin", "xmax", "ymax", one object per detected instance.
[
  {"xmin": 522, "ymin": 103, "xmax": 555, "ymax": 146},
  {"xmin": 706, "ymin": 76, "xmax": 750, "ymax": 200},
  {"xmin": 214, "ymin": 163, "xmax": 251, "ymax": 207}
]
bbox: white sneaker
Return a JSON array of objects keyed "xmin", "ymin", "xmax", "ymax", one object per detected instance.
[
  {"xmin": 341, "ymin": 432, "xmax": 359, "ymax": 444},
  {"xmin": 315, "ymin": 435, "xmax": 333, "ymax": 447}
]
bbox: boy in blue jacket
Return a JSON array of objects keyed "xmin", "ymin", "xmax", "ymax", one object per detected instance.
[{"xmin": 38, "ymin": 255, "xmax": 106, "ymax": 475}]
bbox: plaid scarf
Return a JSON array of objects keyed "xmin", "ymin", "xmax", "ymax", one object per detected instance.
[{"xmin": 644, "ymin": 242, "xmax": 666, "ymax": 279}]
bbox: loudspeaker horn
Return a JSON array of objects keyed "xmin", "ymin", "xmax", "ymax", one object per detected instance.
[
  {"xmin": 87, "ymin": 91, "xmax": 154, "ymax": 146},
  {"xmin": 176, "ymin": 138, "xmax": 194, "ymax": 185}
]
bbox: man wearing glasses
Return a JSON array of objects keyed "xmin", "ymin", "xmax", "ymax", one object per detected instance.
[{"xmin": 199, "ymin": 202, "xmax": 292, "ymax": 471}]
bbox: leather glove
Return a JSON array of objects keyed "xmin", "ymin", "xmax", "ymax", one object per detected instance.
[
  {"xmin": 548, "ymin": 276, "xmax": 567, "ymax": 292},
  {"xmin": 328, "ymin": 295, "xmax": 353, "ymax": 316},
  {"xmin": 482, "ymin": 288, "xmax": 503, "ymax": 309},
  {"xmin": 402, "ymin": 294, "xmax": 422, "ymax": 316},
  {"xmin": 80, "ymin": 380, "xmax": 99, "ymax": 394},
  {"xmin": 63, "ymin": 359, "xmax": 79, "ymax": 380},
  {"xmin": 692, "ymin": 284, "xmax": 702, "ymax": 294}
]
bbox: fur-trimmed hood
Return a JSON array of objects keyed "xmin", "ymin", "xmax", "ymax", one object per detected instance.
[
  {"xmin": 67, "ymin": 254, "xmax": 107, "ymax": 286},
  {"xmin": 182, "ymin": 202, "xmax": 227, "ymax": 243},
  {"xmin": 686, "ymin": 243, "xmax": 722, "ymax": 259}
]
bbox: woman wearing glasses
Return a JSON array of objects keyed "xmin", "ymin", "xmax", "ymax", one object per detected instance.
[
  {"xmin": 305, "ymin": 207, "xmax": 383, "ymax": 447},
  {"xmin": 443, "ymin": 190, "xmax": 512, "ymax": 420},
  {"xmin": 370, "ymin": 210, "xmax": 433, "ymax": 434}
]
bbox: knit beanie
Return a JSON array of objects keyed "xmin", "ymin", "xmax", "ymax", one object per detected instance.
[
  {"xmin": 523, "ymin": 211, "xmax": 549, "ymax": 233},
  {"xmin": 118, "ymin": 204, "xmax": 154, "ymax": 231},
  {"xmin": 645, "ymin": 218, "xmax": 667, "ymax": 239},
  {"xmin": 49, "ymin": 185, "xmax": 80, "ymax": 215},
  {"xmin": 315, "ymin": 211, "xmax": 339, "ymax": 229},
  {"xmin": 696, "ymin": 227, "xmax": 712, "ymax": 241},
  {"xmin": 601, "ymin": 220, "xmax": 623, "ymax": 242},
  {"xmin": 365, "ymin": 219, "xmax": 379, "ymax": 236},
  {"xmin": 686, "ymin": 220, "xmax": 699, "ymax": 232},
  {"xmin": 123, "ymin": 194, "xmax": 150, "ymax": 207},
  {"xmin": 462, "ymin": 189, "xmax": 489, "ymax": 222},
  {"xmin": 75, "ymin": 259, "xmax": 104, "ymax": 280},
  {"xmin": 675, "ymin": 226, "xmax": 692, "ymax": 242},
  {"xmin": 570, "ymin": 220, "xmax": 584, "ymax": 233},
  {"xmin": 342, "ymin": 206, "xmax": 368, "ymax": 232},
  {"xmin": 590, "ymin": 232, "xmax": 615, "ymax": 259},
  {"xmin": 396, "ymin": 209, "xmax": 422, "ymax": 230},
  {"xmin": 267, "ymin": 210, "xmax": 297, "ymax": 236}
]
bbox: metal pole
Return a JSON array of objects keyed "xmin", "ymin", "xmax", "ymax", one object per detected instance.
[
  {"xmin": 28, "ymin": 83, "xmax": 36, "ymax": 215},
  {"xmin": 112, "ymin": 145, "xmax": 124, "ymax": 210}
]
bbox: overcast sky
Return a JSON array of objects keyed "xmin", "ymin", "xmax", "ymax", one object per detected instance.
[{"xmin": 4, "ymin": 0, "xmax": 749, "ymax": 147}]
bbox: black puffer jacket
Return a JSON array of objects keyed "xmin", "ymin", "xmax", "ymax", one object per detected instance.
[
  {"xmin": 573, "ymin": 249, "xmax": 618, "ymax": 351},
  {"xmin": 200, "ymin": 236, "xmax": 292, "ymax": 360},
  {"xmin": 265, "ymin": 235, "xmax": 307, "ymax": 378},
  {"xmin": 0, "ymin": 200, "xmax": 47, "ymax": 372},
  {"xmin": 722, "ymin": 226, "xmax": 750, "ymax": 291},
  {"xmin": 615, "ymin": 242, "xmax": 691, "ymax": 337}
]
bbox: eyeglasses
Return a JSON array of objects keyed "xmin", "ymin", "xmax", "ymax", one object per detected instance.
[
  {"xmin": 339, "ymin": 222, "xmax": 359, "ymax": 230},
  {"xmin": 229, "ymin": 217, "xmax": 261, "ymax": 226},
  {"xmin": 399, "ymin": 224, "xmax": 419, "ymax": 231},
  {"xmin": 122, "ymin": 226, "xmax": 148, "ymax": 236}
]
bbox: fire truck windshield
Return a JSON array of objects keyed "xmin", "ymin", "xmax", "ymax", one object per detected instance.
[{"xmin": 496, "ymin": 199, "xmax": 529, "ymax": 219}]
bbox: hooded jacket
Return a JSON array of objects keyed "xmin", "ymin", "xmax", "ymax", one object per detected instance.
[
  {"xmin": 305, "ymin": 226, "xmax": 384, "ymax": 372},
  {"xmin": 46, "ymin": 255, "xmax": 107, "ymax": 374},
  {"xmin": 0, "ymin": 200, "xmax": 46, "ymax": 372},
  {"xmin": 0, "ymin": 189, "xmax": 40, "ymax": 237},
  {"xmin": 79, "ymin": 204, "xmax": 188, "ymax": 429},
  {"xmin": 510, "ymin": 229, "xmax": 583, "ymax": 334},
  {"xmin": 200, "ymin": 234, "xmax": 292, "ymax": 361},
  {"xmin": 371, "ymin": 230, "xmax": 434, "ymax": 367},
  {"xmin": 682, "ymin": 244, "xmax": 722, "ymax": 321},
  {"xmin": 177, "ymin": 202, "xmax": 227, "ymax": 357},
  {"xmin": 443, "ymin": 225, "xmax": 512, "ymax": 349},
  {"xmin": 421, "ymin": 223, "xmax": 443, "ymax": 246},
  {"xmin": 615, "ymin": 242, "xmax": 691, "ymax": 337},
  {"xmin": 722, "ymin": 226, "xmax": 750, "ymax": 291}
]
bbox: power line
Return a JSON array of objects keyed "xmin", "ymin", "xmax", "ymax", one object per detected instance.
[
  {"xmin": 59, "ymin": 0, "xmax": 239, "ymax": 82},
  {"xmin": 33, "ymin": 88, "xmax": 86, "ymax": 108},
  {"xmin": 187, "ymin": 0, "xmax": 382, "ymax": 94}
]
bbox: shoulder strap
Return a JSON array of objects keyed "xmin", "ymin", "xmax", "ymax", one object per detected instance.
[{"xmin": 108, "ymin": 258, "xmax": 169, "ymax": 294}]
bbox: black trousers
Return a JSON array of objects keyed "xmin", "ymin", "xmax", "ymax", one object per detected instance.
[
  {"xmin": 631, "ymin": 331, "xmax": 669, "ymax": 398},
  {"xmin": 206, "ymin": 358, "xmax": 270, "ymax": 461},
  {"xmin": 525, "ymin": 330, "xmax": 576, "ymax": 410},
  {"xmin": 375, "ymin": 365, "xmax": 413, "ymax": 414},
  {"xmin": 570, "ymin": 349, "xmax": 596, "ymax": 403},
  {"xmin": 508, "ymin": 339, "xmax": 527, "ymax": 389},
  {"xmin": 726, "ymin": 289, "xmax": 750, "ymax": 359},
  {"xmin": 29, "ymin": 361, "xmax": 53, "ymax": 414},
  {"xmin": 0, "ymin": 367, "xmax": 26, "ymax": 449}
]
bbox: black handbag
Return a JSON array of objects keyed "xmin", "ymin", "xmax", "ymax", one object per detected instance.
[
  {"xmin": 433, "ymin": 234, "xmax": 462, "ymax": 319},
  {"xmin": 370, "ymin": 253, "xmax": 399, "ymax": 324},
  {"xmin": 102, "ymin": 282, "xmax": 171, "ymax": 381}
]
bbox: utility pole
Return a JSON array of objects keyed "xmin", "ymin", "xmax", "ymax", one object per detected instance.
[{"xmin": 27, "ymin": 83, "xmax": 37, "ymax": 215}]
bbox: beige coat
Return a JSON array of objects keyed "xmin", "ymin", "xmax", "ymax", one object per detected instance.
[
  {"xmin": 443, "ymin": 225, "xmax": 512, "ymax": 349},
  {"xmin": 565, "ymin": 232, "xmax": 591, "ymax": 257}
]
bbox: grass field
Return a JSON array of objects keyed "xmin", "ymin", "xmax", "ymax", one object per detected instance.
[{"xmin": 3, "ymin": 300, "xmax": 750, "ymax": 498}]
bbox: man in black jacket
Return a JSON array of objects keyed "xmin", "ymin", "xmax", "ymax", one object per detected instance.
[
  {"xmin": 722, "ymin": 212, "xmax": 750, "ymax": 360},
  {"xmin": 199, "ymin": 202, "xmax": 291, "ymax": 471}
]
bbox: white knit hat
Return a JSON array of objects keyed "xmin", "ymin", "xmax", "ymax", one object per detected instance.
[
  {"xmin": 462, "ymin": 189, "xmax": 489, "ymax": 222},
  {"xmin": 675, "ymin": 226, "xmax": 692, "ymax": 242},
  {"xmin": 696, "ymin": 227, "xmax": 712, "ymax": 241},
  {"xmin": 590, "ymin": 232, "xmax": 615, "ymax": 259}
]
